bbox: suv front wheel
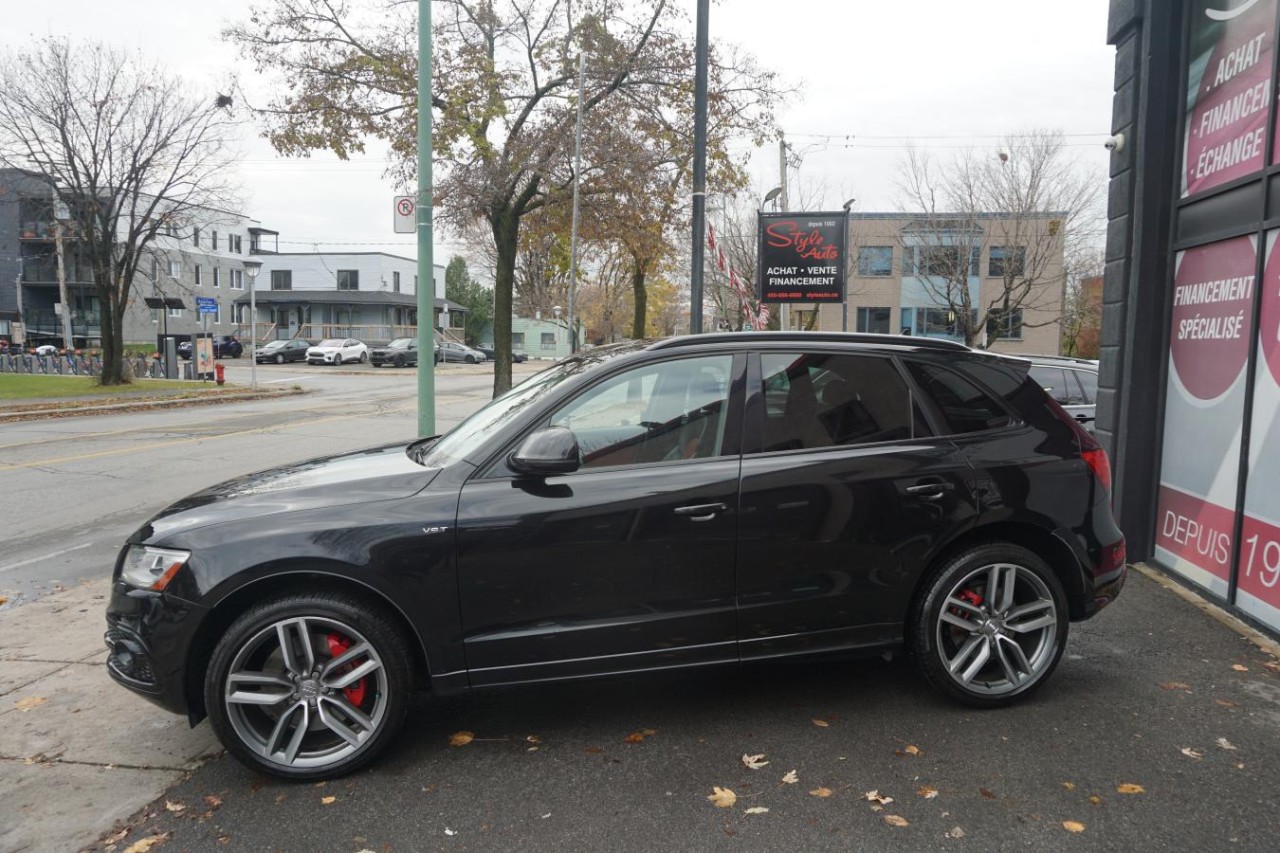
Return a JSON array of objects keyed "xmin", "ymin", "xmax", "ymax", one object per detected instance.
[{"xmin": 910, "ymin": 544, "xmax": 1068, "ymax": 708}]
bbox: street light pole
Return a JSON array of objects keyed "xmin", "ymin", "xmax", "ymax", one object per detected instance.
[
  {"xmin": 243, "ymin": 259, "xmax": 263, "ymax": 391},
  {"xmin": 416, "ymin": 0, "xmax": 436, "ymax": 436},
  {"xmin": 567, "ymin": 52, "xmax": 585, "ymax": 355},
  {"xmin": 688, "ymin": 0, "xmax": 710, "ymax": 335},
  {"xmin": 841, "ymin": 198, "xmax": 856, "ymax": 333}
]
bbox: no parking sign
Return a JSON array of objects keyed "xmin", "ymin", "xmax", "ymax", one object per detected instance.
[{"xmin": 394, "ymin": 195, "xmax": 416, "ymax": 234}]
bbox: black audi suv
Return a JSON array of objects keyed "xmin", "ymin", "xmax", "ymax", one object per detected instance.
[{"xmin": 105, "ymin": 333, "xmax": 1125, "ymax": 779}]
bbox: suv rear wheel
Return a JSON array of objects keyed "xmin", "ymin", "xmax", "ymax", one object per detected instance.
[
  {"xmin": 910, "ymin": 543, "xmax": 1067, "ymax": 707},
  {"xmin": 204, "ymin": 591, "xmax": 412, "ymax": 780}
]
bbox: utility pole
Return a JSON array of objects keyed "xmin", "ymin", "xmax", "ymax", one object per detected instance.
[
  {"xmin": 13, "ymin": 256, "xmax": 24, "ymax": 346},
  {"xmin": 567, "ymin": 52, "xmax": 585, "ymax": 354},
  {"xmin": 688, "ymin": 0, "xmax": 710, "ymax": 335},
  {"xmin": 778, "ymin": 133, "xmax": 789, "ymax": 332},
  {"xmin": 52, "ymin": 186, "xmax": 74, "ymax": 349},
  {"xmin": 415, "ymin": 0, "xmax": 436, "ymax": 436}
]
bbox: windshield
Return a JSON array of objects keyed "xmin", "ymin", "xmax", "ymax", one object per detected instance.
[
  {"xmin": 262, "ymin": 341, "xmax": 285, "ymax": 350},
  {"xmin": 318, "ymin": 339, "xmax": 343, "ymax": 347},
  {"xmin": 388, "ymin": 338, "xmax": 413, "ymax": 348},
  {"xmin": 410, "ymin": 342, "xmax": 646, "ymax": 468}
]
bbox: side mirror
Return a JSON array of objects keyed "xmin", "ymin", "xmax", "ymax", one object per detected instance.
[{"xmin": 510, "ymin": 427, "xmax": 580, "ymax": 476}]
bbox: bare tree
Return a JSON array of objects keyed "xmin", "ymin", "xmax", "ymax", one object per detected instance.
[
  {"xmin": 228, "ymin": 0, "xmax": 782, "ymax": 393},
  {"xmin": 1061, "ymin": 247, "xmax": 1105, "ymax": 357},
  {"xmin": 894, "ymin": 130, "xmax": 1102, "ymax": 349},
  {"xmin": 0, "ymin": 39, "xmax": 240, "ymax": 384}
]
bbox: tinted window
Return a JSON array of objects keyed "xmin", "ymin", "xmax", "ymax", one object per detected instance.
[
  {"xmin": 550, "ymin": 356, "xmax": 734, "ymax": 469},
  {"xmin": 1029, "ymin": 365, "xmax": 1070, "ymax": 404},
  {"xmin": 906, "ymin": 360, "xmax": 1013, "ymax": 434},
  {"xmin": 1071, "ymin": 368, "xmax": 1097, "ymax": 404},
  {"xmin": 758, "ymin": 353, "xmax": 918, "ymax": 452}
]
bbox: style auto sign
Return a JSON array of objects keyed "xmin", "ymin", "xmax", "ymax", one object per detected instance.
[{"xmin": 758, "ymin": 212, "xmax": 847, "ymax": 303}]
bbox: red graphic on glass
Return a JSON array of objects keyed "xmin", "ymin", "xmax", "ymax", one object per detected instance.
[
  {"xmin": 1240, "ymin": 513, "xmax": 1280, "ymax": 610},
  {"xmin": 1261, "ymin": 233, "xmax": 1280, "ymax": 385},
  {"xmin": 1183, "ymin": 0, "xmax": 1276, "ymax": 196},
  {"xmin": 1170, "ymin": 236, "xmax": 1256, "ymax": 401},
  {"xmin": 1155, "ymin": 484, "xmax": 1236, "ymax": 582}
]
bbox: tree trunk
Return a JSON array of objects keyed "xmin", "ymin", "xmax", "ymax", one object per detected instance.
[
  {"xmin": 97, "ymin": 271, "xmax": 126, "ymax": 385},
  {"xmin": 490, "ymin": 209, "xmax": 519, "ymax": 396},
  {"xmin": 630, "ymin": 256, "xmax": 648, "ymax": 339}
]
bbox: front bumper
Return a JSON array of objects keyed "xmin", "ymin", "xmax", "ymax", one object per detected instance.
[
  {"xmin": 307, "ymin": 353, "xmax": 337, "ymax": 364},
  {"xmin": 105, "ymin": 580, "xmax": 205, "ymax": 717}
]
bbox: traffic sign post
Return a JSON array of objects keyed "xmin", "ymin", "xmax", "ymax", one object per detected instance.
[
  {"xmin": 394, "ymin": 195, "xmax": 416, "ymax": 234},
  {"xmin": 196, "ymin": 297, "xmax": 218, "ymax": 315}
]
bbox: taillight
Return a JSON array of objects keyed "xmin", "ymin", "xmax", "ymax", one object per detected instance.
[{"xmin": 1082, "ymin": 447, "xmax": 1112, "ymax": 493}]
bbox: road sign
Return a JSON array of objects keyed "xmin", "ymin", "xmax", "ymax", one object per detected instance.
[
  {"xmin": 394, "ymin": 195, "xmax": 416, "ymax": 234},
  {"xmin": 196, "ymin": 297, "xmax": 218, "ymax": 315}
]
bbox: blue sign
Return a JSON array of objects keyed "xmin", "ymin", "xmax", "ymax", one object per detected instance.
[{"xmin": 196, "ymin": 297, "xmax": 218, "ymax": 315}]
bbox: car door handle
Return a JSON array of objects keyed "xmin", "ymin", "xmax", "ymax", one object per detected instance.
[
  {"xmin": 1075, "ymin": 413, "xmax": 1094, "ymax": 423},
  {"xmin": 674, "ymin": 502, "xmax": 728, "ymax": 521},
  {"xmin": 905, "ymin": 482, "xmax": 952, "ymax": 501}
]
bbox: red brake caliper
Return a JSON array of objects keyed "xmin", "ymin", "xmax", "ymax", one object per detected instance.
[
  {"xmin": 325, "ymin": 633, "xmax": 367, "ymax": 706},
  {"xmin": 949, "ymin": 589, "xmax": 984, "ymax": 622}
]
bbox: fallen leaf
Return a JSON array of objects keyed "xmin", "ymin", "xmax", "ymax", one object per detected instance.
[
  {"xmin": 1264, "ymin": 660, "xmax": 1280, "ymax": 673},
  {"xmin": 1062, "ymin": 782, "xmax": 1076, "ymax": 791},
  {"xmin": 781, "ymin": 769, "xmax": 799, "ymax": 785},
  {"xmin": 624, "ymin": 732, "xmax": 647, "ymax": 744},
  {"xmin": 641, "ymin": 728, "xmax": 657, "ymax": 736},
  {"xmin": 105, "ymin": 828, "xmax": 130, "ymax": 845},
  {"xmin": 1231, "ymin": 664, "xmax": 1249, "ymax": 672},
  {"xmin": 864, "ymin": 790, "xmax": 894, "ymax": 805},
  {"xmin": 204, "ymin": 794, "xmax": 223, "ymax": 808},
  {"xmin": 1159, "ymin": 681, "xmax": 1192, "ymax": 691},
  {"xmin": 123, "ymin": 834, "xmax": 171, "ymax": 853},
  {"xmin": 979, "ymin": 787, "xmax": 997, "ymax": 800},
  {"xmin": 526, "ymin": 735, "xmax": 542, "ymax": 744},
  {"xmin": 1088, "ymin": 795, "xmax": 1103, "ymax": 806},
  {"xmin": 883, "ymin": 815, "xmax": 909, "ymax": 827},
  {"xmin": 164, "ymin": 800, "xmax": 186, "ymax": 813},
  {"xmin": 0, "ymin": 596, "xmax": 7, "ymax": 606},
  {"xmin": 947, "ymin": 826, "xmax": 966, "ymax": 839},
  {"xmin": 1180, "ymin": 747, "xmax": 1204, "ymax": 760},
  {"xmin": 1063, "ymin": 821, "xmax": 1086, "ymax": 833},
  {"xmin": 744, "ymin": 806, "xmax": 769, "ymax": 815},
  {"xmin": 274, "ymin": 793, "xmax": 287, "ymax": 804},
  {"xmin": 444, "ymin": 828, "xmax": 457, "ymax": 836},
  {"xmin": 810, "ymin": 787, "xmax": 833, "ymax": 798},
  {"xmin": 742, "ymin": 753, "xmax": 770, "ymax": 770},
  {"xmin": 707, "ymin": 786, "xmax": 737, "ymax": 808},
  {"xmin": 904, "ymin": 744, "xmax": 922, "ymax": 756},
  {"xmin": 918, "ymin": 785, "xmax": 939, "ymax": 799},
  {"xmin": 320, "ymin": 795, "xmax": 336, "ymax": 805},
  {"xmin": 1216, "ymin": 699, "xmax": 1237, "ymax": 708},
  {"xmin": 811, "ymin": 718, "xmax": 830, "ymax": 727},
  {"xmin": 1117, "ymin": 783, "xmax": 1145, "ymax": 794},
  {"xmin": 14, "ymin": 696, "xmax": 47, "ymax": 712},
  {"xmin": 449, "ymin": 731, "xmax": 475, "ymax": 747},
  {"xmin": 216, "ymin": 836, "xmax": 232, "ymax": 846},
  {"xmin": 585, "ymin": 746, "xmax": 605, "ymax": 754},
  {"xmin": 1216, "ymin": 737, "xmax": 1238, "ymax": 751}
]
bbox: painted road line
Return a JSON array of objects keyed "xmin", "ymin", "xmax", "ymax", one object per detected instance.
[{"xmin": 0, "ymin": 542, "xmax": 94, "ymax": 574}]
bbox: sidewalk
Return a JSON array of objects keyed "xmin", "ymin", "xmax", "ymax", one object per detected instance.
[{"xmin": 0, "ymin": 579, "xmax": 219, "ymax": 853}]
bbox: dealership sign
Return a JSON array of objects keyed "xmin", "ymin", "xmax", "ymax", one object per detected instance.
[{"xmin": 757, "ymin": 212, "xmax": 847, "ymax": 303}]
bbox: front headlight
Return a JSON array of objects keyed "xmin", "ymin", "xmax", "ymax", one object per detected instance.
[{"xmin": 120, "ymin": 545, "xmax": 190, "ymax": 591}]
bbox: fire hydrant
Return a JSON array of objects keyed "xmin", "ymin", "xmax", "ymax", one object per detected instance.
[{"xmin": 215, "ymin": 363, "xmax": 226, "ymax": 385}]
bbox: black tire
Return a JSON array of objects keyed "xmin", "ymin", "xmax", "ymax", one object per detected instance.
[
  {"xmin": 359, "ymin": 352, "xmax": 368, "ymax": 363},
  {"xmin": 334, "ymin": 355, "xmax": 343, "ymax": 366},
  {"xmin": 909, "ymin": 543, "xmax": 1068, "ymax": 708},
  {"xmin": 275, "ymin": 354, "xmax": 284, "ymax": 364},
  {"xmin": 465, "ymin": 354, "xmax": 476, "ymax": 364},
  {"xmin": 394, "ymin": 355, "xmax": 405, "ymax": 368},
  {"xmin": 204, "ymin": 590, "xmax": 413, "ymax": 781}
]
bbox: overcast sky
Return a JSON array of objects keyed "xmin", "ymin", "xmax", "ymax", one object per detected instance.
[{"xmin": 3, "ymin": 0, "xmax": 1116, "ymax": 265}]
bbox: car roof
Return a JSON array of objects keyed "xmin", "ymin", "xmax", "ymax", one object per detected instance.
[{"xmin": 648, "ymin": 331, "xmax": 970, "ymax": 354}]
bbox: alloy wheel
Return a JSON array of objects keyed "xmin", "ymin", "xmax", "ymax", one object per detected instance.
[
  {"xmin": 934, "ymin": 562, "xmax": 1059, "ymax": 697},
  {"xmin": 223, "ymin": 615, "xmax": 388, "ymax": 770}
]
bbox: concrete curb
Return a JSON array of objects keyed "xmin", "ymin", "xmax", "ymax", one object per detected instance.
[
  {"xmin": 1132, "ymin": 561, "xmax": 1280, "ymax": 658},
  {"xmin": 0, "ymin": 388, "xmax": 306, "ymax": 423}
]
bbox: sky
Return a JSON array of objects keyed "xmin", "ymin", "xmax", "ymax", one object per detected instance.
[{"xmin": 2, "ymin": 0, "xmax": 1117, "ymax": 268}]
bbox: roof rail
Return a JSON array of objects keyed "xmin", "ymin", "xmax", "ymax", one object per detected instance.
[
  {"xmin": 648, "ymin": 332, "xmax": 971, "ymax": 352},
  {"xmin": 1017, "ymin": 352, "xmax": 1098, "ymax": 364}
]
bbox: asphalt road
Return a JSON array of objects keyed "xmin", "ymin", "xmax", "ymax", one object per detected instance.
[
  {"xmin": 0, "ymin": 360, "xmax": 536, "ymax": 605},
  {"xmin": 96, "ymin": 571, "xmax": 1280, "ymax": 853}
]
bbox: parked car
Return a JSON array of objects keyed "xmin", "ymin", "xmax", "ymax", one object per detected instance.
[
  {"xmin": 104, "ymin": 332, "xmax": 1125, "ymax": 780},
  {"xmin": 178, "ymin": 336, "xmax": 244, "ymax": 360},
  {"xmin": 370, "ymin": 338, "xmax": 419, "ymax": 368},
  {"xmin": 478, "ymin": 345, "xmax": 528, "ymax": 363},
  {"xmin": 306, "ymin": 338, "xmax": 368, "ymax": 365},
  {"xmin": 1023, "ymin": 354, "xmax": 1098, "ymax": 432},
  {"xmin": 255, "ymin": 339, "xmax": 311, "ymax": 364},
  {"xmin": 437, "ymin": 341, "xmax": 487, "ymax": 364}
]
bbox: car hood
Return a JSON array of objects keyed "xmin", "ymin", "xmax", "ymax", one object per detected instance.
[
  {"xmin": 308, "ymin": 345, "xmax": 342, "ymax": 353},
  {"xmin": 135, "ymin": 444, "xmax": 439, "ymax": 542}
]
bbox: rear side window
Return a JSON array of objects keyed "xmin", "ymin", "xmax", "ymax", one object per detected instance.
[
  {"xmin": 1029, "ymin": 365, "xmax": 1070, "ymax": 404},
  {"xmin": 1071, "ymin": 368, "xmax": 1097, "ymax": 404},
  {"xmin": 757, "ymin": 353, "xmax": 922, "ymax": 452},
  {"xmin": 906, "ymin": 360, "xmax": 1013, "ymax": 434}
]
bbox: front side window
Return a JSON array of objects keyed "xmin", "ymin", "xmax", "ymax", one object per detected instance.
[
  {"xmin": 758, "ymin": 352, "xmax": 919, "ymax": 452},
  {"xmin": 550, "ymin": 356, "xmax": 734, "ymax": 469},
  {"xmin": 856, "ymin": 246, "xmax": 893, "ymax": 276},
  {"xmin": 337, "ymin": 270, "xmax": 359, "ymax": 290}
]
